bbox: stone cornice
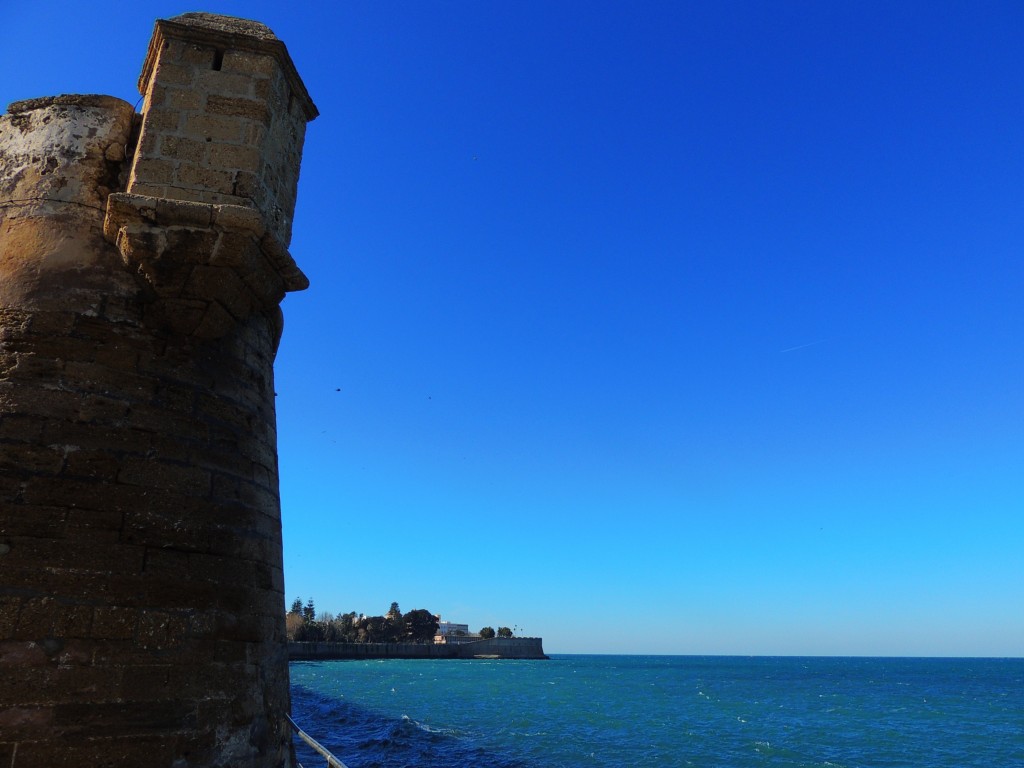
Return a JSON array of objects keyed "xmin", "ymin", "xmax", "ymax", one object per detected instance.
[
  {"xmin": 105, "ymin": 193, "xmax": 308, "ymax": 292},
  {"xmin": 104, "ymin": 193, "xmax": 307, "ymax": 338}
]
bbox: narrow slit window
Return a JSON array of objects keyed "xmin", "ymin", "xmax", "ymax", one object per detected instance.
[{"xmin": 212, "ymin": 49, "xmax": 224, "ymax": 71}]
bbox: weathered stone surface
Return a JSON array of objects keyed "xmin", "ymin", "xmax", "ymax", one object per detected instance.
[
  {"xmin": 0, "ymin": 11, "xmax": 316, "ymax": 768},
  {"xmin": 0, "ymin": 96, "xmax": 138, "ymax": 310}
]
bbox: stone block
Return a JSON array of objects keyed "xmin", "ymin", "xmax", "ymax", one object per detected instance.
[
  {"xmin": 232, "ymin": 169, "xmax": 263, "ymax": 202},
  {"xmin": 206, "ymin": 142, "xmax": 262, "ymax": 173},
  {"xmin": 159, "ymin": 134, "xmax": 206, "ymax": 163},
  {"xmin": 242, "ymin": 265, "xmax": 286, "ymax": 309},
  {"xmin": 58, "ymin": 362, "xmax": 152, "ymax": 399},
  {"xmin": 253, "ymin": 76, "xmax": 280, "ymax": 105},
  {"xmin": 88, "ymin": 344, "xmax": 145, "ymax": 374},
  {"xmin": 182, "ymin": 112, "xmax": 244, "ymax": 142},
  {"xmin": 195, "ymin": 391, "xmax": 254, "ymax": 434},
  {"xmin": 157, "ymin": 186, "xmax": 217, "ymax": 204},
  {"xmin": 118, "ymin": 457, "xmax": 211, "ymax": 495},
  {"xmin": 3, "ymin": 386, "xmax": 83, "ymax": 420},
  {"xmin": 185, "ymin": 265, "xmax": 252, "ymax": 320},
  {"xmin": 0, "ymin": 640, "xmax": 50, "ymax": 667},
  {"xmin": 0, "ymin": 444, "xmax": 63, "ymax": 475},
  {"xmin": 195, "ymin": 69, "xmax": 253, "ymax": 96},
  {"xmin": 165, "ymin": 87, "xmax": 205, "ymax": 111},
  {"xmin": 161, "ymin": 37, "xmax": 192, "ymax": 63},
  {"xmin": 14, "ymin": 596, "xmax": 59, "ymax": 638},
  {"xmin": 71, "ymin": 314, "xmax": 143, "ymax": 344},
  {"xmin": 141, "ymin": 575, "xmax": 221, "ymax": 611},
  {"xmin": 62, "ymin": 448, "xmax": 122, "ymax": 481},
  {"xmin": 137, "ymin": 130, "xmax": 161, "ymax": 155},
  {"xmin": 212, "ymin": 474, "xmax": 278, "ymax": 514},
  {"xmin": 193, "ymin": 300, "xmax": 237, "ymax": 339},
  {"xmin": 143, "ymin": 548, "xmax": 190, "ymax": 579},
  {"xmin": 0, "ymin": 666, "xmax": 121, "ymax": 707},
  {"xmin": 195, "ymin": 552, "xmax": 259, "ymax": 588},
  {"xmin": 52, "ymin": 699, "xmax": 197, "ymax": 737},
  {"xmin": 190, "ymin": 443, "xmax": 251, "ymax": 478},
  {"xmin": 139, "ymin": 106, "xmax": 182, "ymax": 134},
  {"xmin": 137, "ymin": 610, "xmax": 189, "ymax": 650},
  {"xmin": 213, "ymin": 610, "xmax": 264, "ymax": 643},
  {"xmin": 25, "ymin": 311, "xmax": 75, "ymax": 336},
  {"xmin": 125, "ymin": 181, "xmax": 168, "ymax": 199},
  {"xmin": 64, "ymin": 505, "xmax": 125, "ymax": 535},
  {"xmin": 150, "ymin": 60, "xmax": 194, "ymax": 87},
  {"xmin": 175, "ymin": 161, "xmax": 235, "ymax": 194},
  {"xmin": 92, "ymin": 606, "xmax": 138, "ymax": 640},
  {"xmin": 178, "ymin": 43, "xmax": 216, "ymax": 68},
  {"xmin": 245, "ymin": 121, "xmax": 268, "ymax": 146},
  {"xmin": 0, "ymin": 413, "xmax": 45, "ymax": 441},
  {"xmin": 206, "ymin": 94, "xmax": 270, "ymax": 124},
  {"xmin": 0, "ymin": 705, "xmax": 54, "ymax": 741},
  {"xmin": 37, "ymin": 421, "xmax": 150, "ymax": 459},
  {"xmin": 222, "ymin": 50, "xmax": 278, "ymax": 77},
  {"xmin": 53, "ymin": 605, "xmax": 94, "ymax": 639},
  {"xmin": 78, "ymin": 393, "xmax": 131, "ymax": 424},
  {"xmin": 138, "ymin": 229, "xmax": 217, "ymax": 289},
  {"xmin": 146, "ymin": 84, "xmax": 168, "ymax": 108},
  {"xmin": 6, "ymin": 539, "xmax": 145, "ymax": 584},
  {"xmin": 0, "ymin": 504, "xmax": 65, "ymax": 538},
  {"xmin": 212, "ymin": 205, "xmax": 264, "ymax": 236},
  {"xmin": 123, "ymin": 507, "xmax": 210, "ymax": 552},
  {"xmin": 131, "ymin": 157, "xmax": 176, "ymax": 187},
  {"xmin": 8, "ymin": 350, "xmax": 63, "ymax": 378},
  {"xmin": 0, "ymin": 598, "xmax": 20, "ymax": 639}
]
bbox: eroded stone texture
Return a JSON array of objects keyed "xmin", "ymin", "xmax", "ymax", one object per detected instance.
[
  {"xmin": 0, "ymin": 96, "xmax": 138, "ymax": 309},
  {"xmin": 0, "ymin": 12, "xmax": 316, "ymax": 768}
]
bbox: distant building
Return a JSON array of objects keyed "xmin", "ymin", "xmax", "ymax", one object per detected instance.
[{"xmin": 435, "ymin": 620, "xmax": 479, "ymax": 644}]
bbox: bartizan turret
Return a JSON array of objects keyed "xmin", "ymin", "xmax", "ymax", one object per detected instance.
[{"xmin": 0, "ymin": 13, "xmax": 316, "ymax": 767}]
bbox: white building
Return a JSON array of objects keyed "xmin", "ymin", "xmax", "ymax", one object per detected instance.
[{"xmin": 434, "ymin": 620, "xmax": 478, "ymax": 644}]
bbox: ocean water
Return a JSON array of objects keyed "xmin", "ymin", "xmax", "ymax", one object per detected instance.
[{"xmin": 289, "ymin": 655, "xmax": 1024, "ymax": 767}]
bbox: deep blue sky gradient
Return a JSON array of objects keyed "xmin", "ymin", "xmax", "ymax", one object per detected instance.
[{"xmin": 3, "ymin": 1, "xmax": 1022, "ymax": 655}]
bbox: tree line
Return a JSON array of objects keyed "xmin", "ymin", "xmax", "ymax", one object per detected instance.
[{"xmin": 286, "ymin": 598, "xmax": 515, "ymax": 644}]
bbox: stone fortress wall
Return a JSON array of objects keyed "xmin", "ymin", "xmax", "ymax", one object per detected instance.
[
  {"xmin": 289, "ymin": 637, "xmax": 550, "ymax": 661},
  {"xmin": 0, "ymin": 14, "xmax": 315, "ymax": 768}
]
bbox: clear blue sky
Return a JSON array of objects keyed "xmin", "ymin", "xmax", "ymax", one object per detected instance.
[{"xmin": 4, "ymin": 2, "xmax": 1022, "ymax": 656}]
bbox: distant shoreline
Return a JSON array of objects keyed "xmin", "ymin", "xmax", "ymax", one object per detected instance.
[{"xmin": 289, "ymin": 636, "xmax": 548, "ymax": 661}]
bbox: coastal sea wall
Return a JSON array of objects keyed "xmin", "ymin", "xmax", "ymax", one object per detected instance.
[{"xmin": 290, "ymin": 637, "xmax": 548, "ymax": 661}]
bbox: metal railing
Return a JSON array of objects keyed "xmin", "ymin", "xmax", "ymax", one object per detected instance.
[{"xmin": 286, "ymin": 714, "xmax": 349, "ymax": 768}]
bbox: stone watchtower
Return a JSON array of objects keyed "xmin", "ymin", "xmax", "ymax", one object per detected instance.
[{"xmin": 0, "ymin": 14, "xmax": 316, "ymax": 767}]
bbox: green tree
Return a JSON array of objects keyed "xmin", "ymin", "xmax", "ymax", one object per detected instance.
[
  {"xmin": 403, "ymin": 609, "xmax": 439, "ymax": 644},
  {"xmin": 328, "ymin": 612, "xmax": 357, "ymax": 643},
  {"xmin": 285, "ymin": 612, "xmax": 304, "ymax": 639},
  {"xmin": 303, "ymin": 597, "xmax": 316, "ymax": 623},
  {"xmin": 289, "ymin": 597, "xmax": 303, "ymax": 615},
  {"xmin": 295, "ymin": 619, "xmax": 324, "ymax": 642},
  {"xmin": 362, "ymin": 615, "xmax": 391, "ymax": 642},
  {"xmin": 385, "ymin": 602, "xmax": 404, "ymax": 641},
  {"xmin": 479, "ymin": 626, "xmax": 495, "ymax": 639},
  {"xmin": 497, "ymin": 626, "xmax": 513, "ymax": 638}
]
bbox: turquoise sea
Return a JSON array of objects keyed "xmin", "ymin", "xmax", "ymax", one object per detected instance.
[{"xmin": 290, "ymin": 655, "xmax": 1024, "ymax": 767}]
